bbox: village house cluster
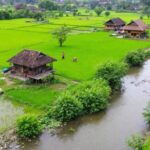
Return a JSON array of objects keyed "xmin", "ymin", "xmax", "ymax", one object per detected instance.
[{"xmin": 104, "ymin": 18, "xmax": 149, "ymax": 39}]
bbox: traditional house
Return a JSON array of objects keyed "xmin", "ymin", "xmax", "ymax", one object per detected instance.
[
  {"xmin": 122, "ymin": 20, "xmax": 149, "ymax": 38},
  {"xmin": 8, "ymin": 49, "xmax": 56, "ymax": 81},
  {"xmin": 104, "ymin": 18, "xmax": 126, "ymax": 31}
]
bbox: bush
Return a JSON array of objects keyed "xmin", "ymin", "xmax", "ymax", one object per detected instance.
[
  {"xmin": 96, "ymin": 62, "xmax": 128, "ymax": 90},
  {"xmin": 145, "ymin": 50, "xmax": 150, "ymax": 58},
  {"xmin": 16, "ymin": 115, "xmax": 42, "ymax": 139},
  {"xmin": 51, "ymin": 92, "xmax": 83, "ymax": 122},
  {"xmin": 70, "ymin": 79, "xmax": 111, "ymax": 114},
  {"xmin": 125, "ymin": 49, "xmax": 146, "ymax": 67},
  {"xmin": 143, "ymin": 102, "xmax": 150, "ymax": 125},
  {"xmin": 105, "ymin": 11, "xmax": 110, "ymax": 16},
  {"xmin": 127, "ymin": 134, "xmax": 144, "ymax": 150},
  {"xmin": 47, "ymin": 79, "xmax": 110, "ymax": 122}
]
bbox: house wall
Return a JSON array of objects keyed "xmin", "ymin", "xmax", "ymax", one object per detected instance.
[
  {"xmin": 11, "ymin": 63, "xmax": 53, "ymax": 77},
  {"xmin": 124, "ymin": 30, "xmax": 145, "ymax": 38}
]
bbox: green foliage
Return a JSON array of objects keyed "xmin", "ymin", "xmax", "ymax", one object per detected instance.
[
  {"xmin": 0, "ymin": 79, "xmax": 5, "ymax": 86},
  {"xmin": 127, "ymin": 134, "xmax": 144, "ymax": 150},
  {"xmin": 16, "ymin": 115, "xmax": 42, "ymax": 139},
  {"xmin": 52, "ymin": 25, "xmax": 70, "ymax": 47},
  {"xmin": 94, "ymin": 7, "xmax": 104, "ymax": 16},
  {"xmin": 40, "ymin": 116, "xmax": 61, "ymax": 129},
  {"xmin": 33, "ymin": 12, "xmax": 45, "ymax": 21},
  {"xmin": 125, "ymin": 49, "xmax": 146, "ymax": 67},
  {"xmin": 38, "ymin": 0, "xmax": 58, "ymax": 11},
  {"xmin": 143, "ymin": 102, "xmax": 150, "ymax": 125},
  {"xmin": 105, "ymin": 11, "xmax": 110, "ymax": 16},
  {"xmin": 143, "ymin": 136, "xmax": 150, "ymax": 150},
  {"xmin": 143, "ymin": 6, "xmax": 150, "ymax": 18},
  {"xmin": 47, "ymin": 79, "xmax": 110, "ymax": 121},
  {"xmin": 0, "ymin": 10, "xmax": 11, "ymax": 19},
  {"xmin": 145, "ymin": 50, "xmax": 150, "ymax": 58},
  {"xmin": 6, "ymin": 86, "xmax": 57, "ymax": 109},
  {"xmin": 96, "ymin": 62, "xmax": 128, "ymax": 90},
  {"xmin": 141, "ymin": 0, "xmax": 150, "ymax": 6},
  {"xmin": 70, "ymin": 79, "xmax": 111, "ymax": 114},
  {"xmin": 51, "ymin": 92, "xmax": 83, "ymax": 122}
]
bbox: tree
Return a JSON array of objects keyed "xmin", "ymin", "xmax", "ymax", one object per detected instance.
[
  {"xmin": 33, "ymin": 12, "xmax": 44, "ymax": 21},
  {"xmin": 94, "ymin": 7, "xmax": 104, "ymax": 16},
  {"xmin": 141, "ymin": 0, "xmax": 150, "ymax": 18},
  {"xmin": 143, "ymin": 6, "xmax": 150, "ymax": 18},
  {"xmin": 105, "ymin": 11, "xmax": 110, "ymax": 17},
  {"xmin": 141, "ymin": 0, "xmax": 150, "ymax": 5},
  {"xmin": 52, "ymin": 25, "xmax": 70, "ymax": 47},
  {"xmin": 96, "ymin": 62, "xmax": 128, "ymax": 90},
  {"xmin": 39, "ymin": 0, "xmax": 58, "ymax": 10}
]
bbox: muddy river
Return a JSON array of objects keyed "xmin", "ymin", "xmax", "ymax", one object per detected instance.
[{"xmin": 3, "ymin": 60, "xmax": 150, "ymax": 150}]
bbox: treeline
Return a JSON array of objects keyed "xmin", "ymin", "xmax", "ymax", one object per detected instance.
[{"xmin": 0, "ymin": 7, "xmax": 44, "ymax": 20}]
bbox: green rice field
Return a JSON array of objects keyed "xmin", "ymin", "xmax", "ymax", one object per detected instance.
[{"xmin": 0, "ymin": 11, "xmax": 150, "ymax": 107}]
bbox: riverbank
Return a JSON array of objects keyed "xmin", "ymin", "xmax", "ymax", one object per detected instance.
[
  {"xmin": 1, "ymin": 59, "xmax": 150, "ymax": 150},
  {"xmin": 0, "ymin": 129, "xmax": 17, "ymax": 150}
]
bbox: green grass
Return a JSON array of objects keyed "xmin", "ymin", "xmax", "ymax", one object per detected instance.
[
  {"xmin": 0, "ymin": 28, "xmax": 150, "ymax": 80},
  {"xmin": 0, "ymin": 12, "xmax": 150, "ymax": 108},
  {"xmin": 143, "ymin": 137, "xmax": 150, "ymax": 150},
  {"xmin": 5, "ymin": 86, "xmax": 58, "ymax": 109},
  {"xmin": 29, "ymin": 31, "xmax": 150, "ymax": 80}
]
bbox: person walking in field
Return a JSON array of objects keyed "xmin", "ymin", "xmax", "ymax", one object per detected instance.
[{"xmin": 62, "ymin": 52, "xmax": 65, "ymax": 60}]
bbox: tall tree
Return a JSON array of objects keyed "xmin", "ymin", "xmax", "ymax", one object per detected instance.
[
  {"xmin": 94, "ymin": 7, "xmax": 104, "ymax": 16},
  {"xmin": 52, "ymin": 25, "xmax": 70, "ymax": 47}
]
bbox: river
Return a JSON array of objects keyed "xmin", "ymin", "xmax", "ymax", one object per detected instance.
[{"xmin": 3, "ymin": 60, "xmax": 150, "ymax": 150}]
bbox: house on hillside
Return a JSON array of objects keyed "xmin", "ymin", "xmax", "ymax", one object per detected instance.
[
  {"xmin": 8, "ymin": 49, "xmax": 57, "ymax": 81},
  {"xmin": 104, "ymin": 18, "xmax": 126, "ymax": 31},
  {"xmin": 122, "ymin": 20, "xmax": 149, "ymax": 38}
]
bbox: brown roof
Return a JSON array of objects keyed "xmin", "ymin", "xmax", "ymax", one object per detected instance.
[
  {"xmin": 105, "ymin": 18, "xmax": 125, "ymax": 26},
  {"xmin": 8, "ymin": 49, "xmax": 57, "ymax": 68},
  {"xmin": 122, "ymin": 20, "xmax": 148, "ymax": 31}
]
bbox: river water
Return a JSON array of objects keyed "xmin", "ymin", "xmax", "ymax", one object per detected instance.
[
  {"xmin": 5, "ymin": 60, "xmax": 150, "ymax": 150},
  {"xmin": 0, "ymin": 97, "xmax": 23, "ymax": 132}
]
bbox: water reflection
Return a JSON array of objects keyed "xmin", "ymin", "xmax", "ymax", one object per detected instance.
[{"xmin": 0, "ymin": 96, "xmax": 23, "ymax": 132}]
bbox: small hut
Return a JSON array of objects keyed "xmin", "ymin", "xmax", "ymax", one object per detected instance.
[
  {"xmin": 8, "ymin": 49, "xmax": 57, "ymax": 81},
  {"xmin": 122, "ymin": 20, "xmax": 148, "ymax": 38},
  {"xmin": 104, "ymin": 18, "xmax": 125, "ymax": 31}
]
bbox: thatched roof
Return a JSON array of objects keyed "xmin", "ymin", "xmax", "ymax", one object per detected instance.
[
  {"xmin": 122, "ymin": 20, "xmax": 148, "ymax": 31},
  {"xmin": 105, "ymin": 18, "xmax": 125, "ymax": 26},
  {"xmin": 8, "ymin": 49, "xmax": 57, "ymax": 68}
]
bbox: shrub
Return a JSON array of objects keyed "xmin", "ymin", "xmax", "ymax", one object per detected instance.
[
  {"xmin": 51, "ymin": 92, "xmax": 83, "ymax": 122},
  {"xmin": 145, "ymin": 50, "xmax": 150, "ymax": 58},
  {"xmin": 127, "ymin": 134, "xmax": 144, "ymax": 150},
  {"xmin": 70, "ymin": 79, "xmax": 111, "ymax": 114},
  {"xmin": 16, "ymin": 115, "xmax": 42, "ymax": 139},
  {"xmin": 125, "ymin": 49, "xmax": 146, "ymax": 67},
  {"xmin": 105, "ymin": 11, "xmax": 110, "ymax": 16},
  {"xmin": 143, "ymin": 102, "xmax": 150, "ymax": 125},
  {"xmin": 96, "ymin": 62, "xmax": 128, "ymax": 90}
]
